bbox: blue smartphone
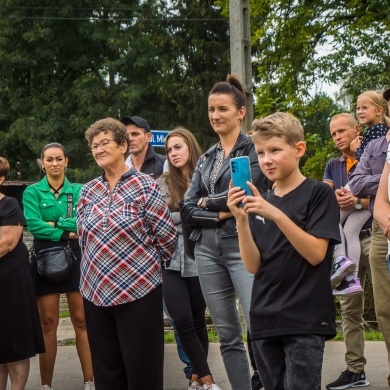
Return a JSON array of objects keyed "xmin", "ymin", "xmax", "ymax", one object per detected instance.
[{"xmin": 230, "ymin": 156, "xmax": 253, "ymax": 206}]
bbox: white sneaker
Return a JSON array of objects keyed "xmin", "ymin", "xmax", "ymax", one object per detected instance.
[
  {"xmin": 84, "ymin": 381, "xmax": 95, "ymax": 390},
  {"xmin": 188, "ymin": 381, "xmax": 202, "ymax": 390},
  {"xmin": 203, "ymin": 383, "xmax": 222, "ymax": 390},
  {"xmin": 41, "ymin": 386, "xmax": 53, "ymax": 390}
]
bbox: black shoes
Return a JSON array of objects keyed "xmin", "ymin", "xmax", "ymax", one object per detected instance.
[{"xmin": 326, "ymin": 369, "xmax": 369, "ymax": 389}]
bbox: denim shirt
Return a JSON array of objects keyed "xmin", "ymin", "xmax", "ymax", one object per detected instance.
[{"xmin": 349, "ymin": 136, "xmax": 389, "ymax": 214}]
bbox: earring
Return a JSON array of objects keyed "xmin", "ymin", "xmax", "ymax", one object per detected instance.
[
  {"xmin": 64, "ymin": 166, "xmax": 67, "ymax": 173},
  {"xmin": 42, "ymin": 167, "xmax": 46, "ymax": 173}
]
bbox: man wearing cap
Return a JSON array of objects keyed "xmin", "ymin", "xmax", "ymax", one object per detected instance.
[
  {"xmin": 120, "ymin": 116, "xmax": 166, "ymax": 179},
  {"xmin": 348, "ymin": 88, "xmax": 390, "ymax": 388},
  {"xmin": 120, "ymin": 115, "xmax": 192, "ymax": 384}
]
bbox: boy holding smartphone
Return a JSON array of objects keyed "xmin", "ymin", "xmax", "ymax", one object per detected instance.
[{"xmin": 227, "ymin": 112, "xmax": 340, "ymax": 389}]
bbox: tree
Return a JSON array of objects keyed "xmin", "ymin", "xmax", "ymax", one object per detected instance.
[
  {"xmin": 217, "ymin": 0, "xmax": 390, "ymax": 116},
  {"xmin": 0, "ymin": 0, "xmax": 230, "ymax": 181},
  {"xmin": 251, "ymin": 0, "xmax": 390, "ymax": 112}
]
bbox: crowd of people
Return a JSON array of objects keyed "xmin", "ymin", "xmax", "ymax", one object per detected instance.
[{"xmin": 1, "ymin": 76, "xmax": 390, "ymax": 390}]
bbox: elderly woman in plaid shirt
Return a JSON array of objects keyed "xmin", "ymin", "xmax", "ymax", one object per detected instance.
[{"xmin": 77, "ymin": 118, "xmax": 177, "ymax": 390}]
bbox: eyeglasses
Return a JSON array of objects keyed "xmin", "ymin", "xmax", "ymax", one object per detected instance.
[
  {"xmin": 90, "ymin": 139, "xmax": 115, "ymax": 152},
  {"xmin": 356, "ymin": 106, "xmax": 374, "ymax": 113}
]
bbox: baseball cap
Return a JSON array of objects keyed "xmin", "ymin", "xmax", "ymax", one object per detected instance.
[
  {"xmin": 119, "ymin": 116, "xmax": 151, "ymax": 132},
  {"xmin": 383, "ymin": 88, "xmax": 390, "ymax": 102}
]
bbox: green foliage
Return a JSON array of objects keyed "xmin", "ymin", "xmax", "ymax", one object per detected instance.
[
  {"xmin": 301, "ymin": 136, "xmax": 337, "ymax": 181},
  {"xmin": 2, "ymin": 0, "xmax": 390, "ymax": 181},
  {"xmin": 0, "ymin": 1, "xmax": 229, "ymax": 181},
  {"xmin": 218, "ymin": 1, "xmax": 390, "ymax": 116}
]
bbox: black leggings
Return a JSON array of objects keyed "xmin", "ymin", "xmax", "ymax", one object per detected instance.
[{"xmin": 162, "ymin": 268, "xmax": 209, "ymax": 378}]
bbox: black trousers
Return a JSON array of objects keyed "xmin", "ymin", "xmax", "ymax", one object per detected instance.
[
  {"xmin": 162, "ymin": 268, "xmax": 209, "ymax": 378},
  {"xmin": 83, "ymin": 284, "xmax": 164, "ymax": 390}
]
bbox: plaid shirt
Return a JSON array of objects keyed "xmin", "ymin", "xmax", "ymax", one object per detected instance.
[{"xmin": 77, "ymin": 169, "xmax": 177, "ymax": 306}]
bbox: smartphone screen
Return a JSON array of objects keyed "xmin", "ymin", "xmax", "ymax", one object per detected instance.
[{"xmin": 230, "ymin": 156, "xmax": 253, "ymax": 206}]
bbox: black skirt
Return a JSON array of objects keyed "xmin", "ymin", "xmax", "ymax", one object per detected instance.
[
  {"xmin": 32, "ymin": 239, "xmax": 81, "ymax": 296},
  {"xmin": 0, "ymin": 255, "xmax": 45, "ymax": 363}
]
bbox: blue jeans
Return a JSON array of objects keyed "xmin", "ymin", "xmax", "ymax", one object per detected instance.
[
  {"xmin": 163, "ymin": 300, "xmax": 192, "ymax": 379},
  {"xmin": 252, "ymin": 335, "xmax": 325, "ymax": 390},
  {"xmin": 195, "ymin": 228, "xmax": 253, "ymax": 390}
]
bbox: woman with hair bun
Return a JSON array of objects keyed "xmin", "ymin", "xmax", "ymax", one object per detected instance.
[
  {"xmin": 182, "ymin": 75, "xmax": 270, "ymax": 390},
  {"xmin": 23, "ymin": 143, "xmax": 94, "ymax": 390}
]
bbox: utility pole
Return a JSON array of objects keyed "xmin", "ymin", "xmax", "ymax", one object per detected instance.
[{"xmin": 229, "ymin": 0, "xmax": 253, "ymax": 131}]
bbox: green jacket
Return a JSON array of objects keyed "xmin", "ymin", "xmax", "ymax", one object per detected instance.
[{"xmin": 23, "ymin": 176, "xmax": 82, "ymax": 242}]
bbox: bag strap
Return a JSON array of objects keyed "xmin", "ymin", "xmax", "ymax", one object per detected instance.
[{"xmin": 67, "ymin": 193, "xmax": 73, "ymax": 218}]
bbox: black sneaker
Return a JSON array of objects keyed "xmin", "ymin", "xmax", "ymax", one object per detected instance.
[
  {"xmin": 251, "ymin": 371, "xmax": 263, "ymax": 390},
  {"xmin": 326, "ymin": 369, "xmax": 369, "ymax": 389}
]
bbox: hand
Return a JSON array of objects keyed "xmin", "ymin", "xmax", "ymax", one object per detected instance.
[
  {"xmin": 46, "ymin": 221, "xmax": 56, "ymax": 227},
  {"xmin": 218, "ymin": 211, "xmax": 233, "ymax": 221},
  {"xmin": 383, "ymin": 215, "xmax": 390, "ymax": 240},
  {"xmin": 227, "ymin": 181, "xmax": 248, "ymax": 221},
  {"xmin": 69, "ymin": 232, "xmax": 78, "ymax": 239},
  {"xmin": 242, "ymin": 182, "xmax": 278, "ymax": 221},
  {"xmin": 350, "ymin": 136, "xmax": 363, "ymax": 152},
  {"xmin": 335, "ymin": 187, "xmax": 355, "ymax": 210}
]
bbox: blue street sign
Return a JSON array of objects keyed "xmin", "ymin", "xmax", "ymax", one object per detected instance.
[{"xmin": 150, "ymin": 130, "xmax": 169, "ymax": 147}]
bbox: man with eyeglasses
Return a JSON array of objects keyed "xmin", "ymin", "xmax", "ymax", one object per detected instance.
[{"xmin": 120, "ymin": 116, "xmax": 166, "ymax": 179}]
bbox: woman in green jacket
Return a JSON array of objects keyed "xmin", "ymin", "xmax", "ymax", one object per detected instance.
[{"xmin": 23, "ymin": 143, "xmax": 94, "ymax": 390}]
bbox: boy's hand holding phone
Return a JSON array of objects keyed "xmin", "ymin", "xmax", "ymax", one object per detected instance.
[{"xmin": 227, "ymin": 182, "xmax": 248, "ymax": 221}]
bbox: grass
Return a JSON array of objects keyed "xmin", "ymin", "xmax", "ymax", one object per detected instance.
[
  {"xmin": 163, "ymin": 329, "xmax": 385, "ymax": 343},
  {"xmin": 58, "ymin": 308, "xmax": 385, "ymax": 344},
  {"xmin": 164, "ymin": 329, "xmax": 219, "ymax": 344},
  {"xmin": 59, "ymin": 330, "xmax": 384, "ymax": 347},
  {"xmin": 333, "ymin": 330, "xmax": 383, "ymax": 341},
  {"xmin": 59, "ymin": 310, "xmax": 70, "ymax": 318}
]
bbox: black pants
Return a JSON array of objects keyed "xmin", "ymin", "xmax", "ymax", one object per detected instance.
[
  {"xmin": 83, "ymin": 284, "xmax": 164, "ymax": 390},
  {"xmin": 162, "ymin": 268, "xmax": 209, "ymax": 378}
]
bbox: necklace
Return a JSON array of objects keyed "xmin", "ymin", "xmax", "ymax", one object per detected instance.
[{"xmin": 48, "ymin": 182, "xmax": 64, "ymax": 195}]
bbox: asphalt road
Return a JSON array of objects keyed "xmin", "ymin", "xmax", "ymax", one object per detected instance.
[{"xmin": 6, "ymin": 341, "xmax": 389, "ymax": 390}]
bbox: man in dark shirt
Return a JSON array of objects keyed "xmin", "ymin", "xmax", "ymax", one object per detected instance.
[
  {"xmin": 120, "ymin": 116, "xmax": 166, "ymax": 179},
  {"xmin": 323, "ymin": 113, "xmax": 371, "ymax": 389}
]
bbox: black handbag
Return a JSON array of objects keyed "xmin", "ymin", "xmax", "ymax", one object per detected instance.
[
  {"xmin": 35, "ymin": 245, "xmax": 77, "ymax": 282},
  {"xmin": 178, "ymin": 200, "xmax": 196, "ymax": 260},
  {"xmin": 33, "ymin": 193, "xmax": 77, "ymax": 282}
]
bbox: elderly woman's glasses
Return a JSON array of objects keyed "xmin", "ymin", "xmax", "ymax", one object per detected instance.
[{"xmin": 90, "ymin": 139, "xmax": 115, "ymax": 152}]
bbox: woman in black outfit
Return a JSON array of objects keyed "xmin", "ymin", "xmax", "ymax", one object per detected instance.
[{"xmin": 0, "ymin": 157, "xmax": 44, "ymax": 390}]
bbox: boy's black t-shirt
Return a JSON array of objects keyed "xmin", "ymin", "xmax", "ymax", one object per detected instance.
[{"xmin": 249, "ymin": 178, "xmax": 341, "ymax": 340}]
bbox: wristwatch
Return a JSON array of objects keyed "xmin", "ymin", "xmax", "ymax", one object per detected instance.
[
  {"xmin": 197, "ymin": 197, "xmax": 207, "ymax": 208},
  {"xmin": 355, "ymin": 197, "xmax": 362, "ymax": 210}
]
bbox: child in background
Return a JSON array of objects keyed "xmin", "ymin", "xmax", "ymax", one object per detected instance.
[
  {"xmin": 227, "ymin": 112, "xmax": 340, "ymax": 389},
  {"xmin": 331, "ymin": 90, "xmax": 390, "ymax": 295}
]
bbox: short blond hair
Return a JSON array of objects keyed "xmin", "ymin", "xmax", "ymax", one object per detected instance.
[
  {"xmin": 329, "ymin": 113, "xmax": 358, "ymax": 128},
  {"xmin": 251, "ymin": 112, "xmax": 304, "ymax": 146}
]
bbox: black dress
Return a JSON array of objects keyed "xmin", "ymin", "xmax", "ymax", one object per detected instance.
[{"xmin": 0, "ymin": 196, "xmax": 45, "ymax": 363}]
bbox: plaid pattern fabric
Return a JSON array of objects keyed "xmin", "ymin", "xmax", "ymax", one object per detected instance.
[{"xmin": 77, "ymin": 169, "xmax": 177, "ymax": 306}]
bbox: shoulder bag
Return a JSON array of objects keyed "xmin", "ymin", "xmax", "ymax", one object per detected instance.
[{"xmin": 34, "ymin": 194, "xmax": 77, "ymax": 282}]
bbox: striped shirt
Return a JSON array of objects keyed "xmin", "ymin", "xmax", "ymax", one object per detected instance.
[{"xmin": 77, "ymin": 168, "xmax": 177, "ymax": 306}]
